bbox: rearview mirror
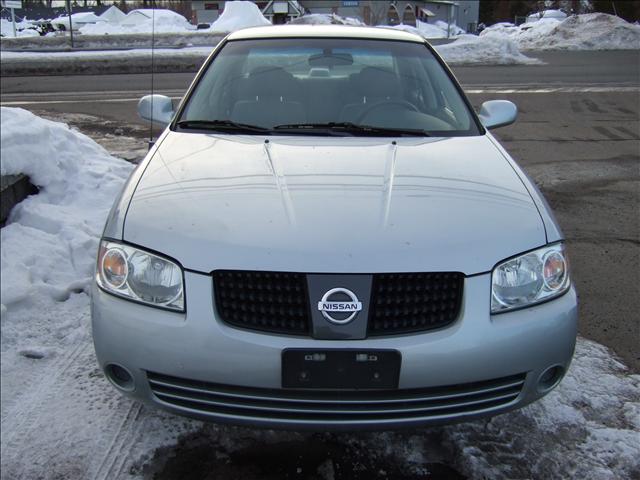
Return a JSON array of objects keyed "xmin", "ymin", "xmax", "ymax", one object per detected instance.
[
  {"xmin": 478, "ymin": 100, "xmax": 517, "ymax": 130},
  {"xmin": 308, "ymin": 52, "xmax": 354, "ymax": 68},
  {"xmin": 137, "ymin": 94, "xmax": 175, "ymax": 127}
]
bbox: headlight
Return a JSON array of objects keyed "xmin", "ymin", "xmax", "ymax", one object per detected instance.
[
  {"xmin": 96, "ymin": 240, "xmax": 184, "ymax": 312},
  {"xmin": 491, "ymin": 243, "xmax": 570, "ymax": 313}
]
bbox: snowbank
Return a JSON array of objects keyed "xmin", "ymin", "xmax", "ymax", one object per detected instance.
[
  {"xmin": 51, "ymin": 12, "xmax": 103, "ymax": 30},
  {"xmin": 482, "ymin": 13, "xmax": 640, "ymax": 50},
  {"xmin": 384, "ymin": 25, "xmax": 541, "ymax": 65},
  {"xmin": 526, "ymin": 9, "xmax": 568, "ymax": 23},
  {"xmin": 99, "ymin": 5, "xmax": 126, "ymax": 24},
  {"xmin": 80, "ymin": 8, "xmax": 193, "ymax": 35},
  {"xmin": 0, "ymin": 107, "xmax": 133, "ymax": 306},
  {"xmin": 390, "ymin": 19, "xmax": 465, "ymax": 39},
  {"xmin": 15, "ymin": 28, "xmax": 39, "ymax": 37},
  {"xmin": 435, "ymin": 34, "xmax": 543, "ymax": 65},
  {"xmin": 0, "ymin": 17, "xmax": 37, "ymax": 37},
  {"xmin": 208, "ymin": 1, "xmax": 271, "ymax": 32},
  {"xmin": 289, "ymin": 13, "xmax": 364, "ymax": 26},
  {"xmin": 433, "ymin": 19, "xmax": 466, "ymax": 36},
  {"xmin": 1, "ymin": 34, "xmax": 541, "ymax": 68}
]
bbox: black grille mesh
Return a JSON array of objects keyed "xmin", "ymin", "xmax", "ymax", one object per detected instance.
[
  {"xmin": 369, "ymin": 273, "xmax": 464, "ymax": 335},
  {"xmin": 213, "ymin": 271, "xmax": 310, "ymax": 334},
  {"xmin": 213, "ymin": 271, "xmax": 464, "ymax": 336}
]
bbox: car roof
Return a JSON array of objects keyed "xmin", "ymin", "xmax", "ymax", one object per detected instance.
[{"xmin": 227, "ymin": 25, "xmax": 425, "ymax": 44}]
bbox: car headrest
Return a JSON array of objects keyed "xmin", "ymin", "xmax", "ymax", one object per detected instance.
[
  {"xmin": 244, "ymin": 66, "xmax": 298, "ymax": 100},
  {"xmin": 354, "ymin": 67, "xmax": 400, "ymax": 99}
]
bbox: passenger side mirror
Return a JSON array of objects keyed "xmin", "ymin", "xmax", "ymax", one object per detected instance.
[
  {"xmin": 478, "ymin": 100, "xmax": 517, "ymax": 130},
  {"xmin": 137, "ymin": 95, "xmax": 175, "ymax": 127}
]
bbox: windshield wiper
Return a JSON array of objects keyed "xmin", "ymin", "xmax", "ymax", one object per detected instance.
[
  {"xmin": 273, "ymin": 122, "xmax": 430, "ymax": 137},
  {"xmin": 176, "ymin": 119, "xmax": 272, "ymax": 134}
]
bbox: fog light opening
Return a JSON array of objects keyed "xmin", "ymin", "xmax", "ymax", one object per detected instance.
[
  {"xmin": 537, "ymin": 365, "xmax": 564, "ymax": 392},
  {"xmin": 105, "ymin": 364, "xmax": 135, "ymax": 392}
]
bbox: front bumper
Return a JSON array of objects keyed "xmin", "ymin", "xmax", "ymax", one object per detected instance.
[{"xmin": 91, "ymin": 271, "xmax": 577, "ymax": 431}]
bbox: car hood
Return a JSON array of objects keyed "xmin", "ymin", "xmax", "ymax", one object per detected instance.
[{"xmin": 124, "ymin": 132, "xmax": 546, "ymax": 275}]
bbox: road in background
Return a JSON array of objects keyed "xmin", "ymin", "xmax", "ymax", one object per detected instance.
[
  {"xmin": 1, "ymin": 50, "xmax": 638, "ymax": 123},
  {"xmin": 1, "ymin": 50, "xmax": 638, "ymax": 370}
]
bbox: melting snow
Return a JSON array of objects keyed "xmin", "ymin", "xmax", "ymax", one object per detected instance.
[
  {"xmin": 435, "ymin": 34, "xmax": 543, "ymax": 65},
  {"xmin": 0, "ymin": 17, "xmax": 39, "ymax": 37},
  {"xmin": 0, "ymin": 107, "xmax": 133, "ymax": 307},
  {"xmin": 482, "ymin": 13, "xmax": 640, "ymax": 50},
  {"xmin": 289, "ymin": 13, "xmax": 365, "ymax": 27},
  {"xmin": 79, "ymin": 9, "xmax": 194, "ymax": 35},
  {"xmin": 208, "ymin": 0, "xmax": 271, "ymax": 32},
  {"xmin": 0, "ymin": 108, "xmax": 638, "ymax": 479}
]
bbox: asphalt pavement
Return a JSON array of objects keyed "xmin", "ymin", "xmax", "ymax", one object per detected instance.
[{"xmin": 1, "ymin": 50, "xmax": 638, "ymax": 370}]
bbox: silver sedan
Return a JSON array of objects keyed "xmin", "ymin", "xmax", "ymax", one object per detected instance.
[{"xmin": 91, "ymin": 25, "xmax": 577, "ymax": 430}]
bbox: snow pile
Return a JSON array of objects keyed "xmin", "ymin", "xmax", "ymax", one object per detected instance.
[
  {"xmin": 435, "ymin": 33, "xmax": 543, "ymax": 65},
  {"xmin": 208, "ymin": 1, "xmax": 271, "ymax": 32},
  {"xmin": 0, "ymin": 107, "xmax": 133, "ymax": 307},
  {"xmin": 0, "ymin": 17, "xmax": 37, "ymax": 37},
  {"xmin": 389, "ymin": 23, "xmax": 431, "ymax": 37},
  {"xmin": 433, "ymin": 19, "xmax": 466, "ymax": 36},
  {"xmin": 526, "ymin": 9, "xmax": 568, "ymax": 23},
  {"xmin": 482, "ymin": 13, "xmax": 640, "ymax": 50},
  {"xmin": 390, "ymin": 19, "xmax": 466, "ymax": 39},
  {"xmin": 15, "ymin": 28, "xmax": 39, "ymax": 37},
  {"xmin": 0, "ymin": 108, "xmax": 191, "ymax": 480},
  {"xmin": 98, "ymin": 5, "xmax": 126, "ymax": 24},
  {"xmin": 51, "ymin": 12, "xmax": 103, "ymax": 30},
  {"xmin": 80, "ymin": 9, "xmax": 194, "ymax": 35},
  {"xmin": 289, "ymin": 13, "xmax": 365, "ymax": 26},
  {"xmin": 387, "ymin": 25, "xmax": 541, "ymax": 65},
  {"xmin": 0, "ymin": 46, "xmax": 214, "ymax": 66}
]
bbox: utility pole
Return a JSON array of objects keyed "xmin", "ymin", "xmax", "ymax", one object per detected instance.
[
  {"xmin": 10, "ymin": 6, "xmax": 16, "ymax": 37},
  {"xmin": 65, "ymin": 0, "xmax": 74, "ymax": 48},
  {"xmin": 1, "ymin": 1, "xmax": 22, "ymax": 37}
]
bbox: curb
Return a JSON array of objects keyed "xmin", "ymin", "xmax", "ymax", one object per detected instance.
[{"xmin": 0, "ymin": 54, "xmax": 210, "ymax": 76}]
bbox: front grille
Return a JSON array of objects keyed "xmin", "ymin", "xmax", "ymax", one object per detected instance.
[
  {"xmin": 369, "ymin": 273, "xmax": 464, "ymax": 335},
  {"xmin": 213, "ymin": 270, "xmax": 310, "ymax": 335},
  {"xmin": 213, "ymin": 270, "xmax": 464, "ymax": 337},
  {"xmin": 147, "ymin": 371, "xmax": 525, "ymax": 423}
]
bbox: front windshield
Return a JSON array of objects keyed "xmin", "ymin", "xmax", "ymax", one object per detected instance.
[{"xmin": 177, "ymin": 37, "xmax": 480, "ymax": 136}]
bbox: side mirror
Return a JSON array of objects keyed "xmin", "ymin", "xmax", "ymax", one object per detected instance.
[
  {"xmin": 478, "ymin": 100, "xmax": 517, "ymax": 130},
  {"xmin": 137, "ymin": 94, "xmax": 175, "ymax": 127}
]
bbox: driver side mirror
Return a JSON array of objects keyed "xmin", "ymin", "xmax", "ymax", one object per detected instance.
[
  {"xmin": 478, "ymin": 100, "xmax": 517, "ymax": 130},
  {"xmin": 137, "ymin": 94, "xmax": 175, "ymax": 127}
]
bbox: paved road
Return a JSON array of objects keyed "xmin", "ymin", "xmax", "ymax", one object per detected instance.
[
  {"xmin": 1, "ymin": 50, "xmax": 637, "ymax": 134},
  {"xmin": 1, "ymin": 51, "xmax": 639, "ymax": 370},
  {"xmin": 1, "ymin": 50, "xmax": 638, "ymax": 104}
]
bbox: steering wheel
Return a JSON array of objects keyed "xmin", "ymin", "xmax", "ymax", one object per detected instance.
[{"xmin": 356, "ymin": 100, "xmax": 419, "ymax": 123}]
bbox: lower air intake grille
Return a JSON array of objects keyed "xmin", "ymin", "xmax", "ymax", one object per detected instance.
[
  {"xmin": 147, "ymin": 371, "xmax": 526, "ymax": 424},
  {"xmin": 213, "ymin": 270, "xmax": 310, "ymax": 334},
  {"xmin": 369, "ymin": 273, "xmax": 464, "ymax": 335}
]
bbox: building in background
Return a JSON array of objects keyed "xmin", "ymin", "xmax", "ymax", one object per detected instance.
[
  {"xmin": 191, "ymin": 0, "xmax": 479, "ymax": 31},
  {"xmin": 423, "ymin": 1, "xmax": 479, "ymax": 32},
  {"xmin": 261, "ymin": 0, "xmax": 304, "ymax": 23},
  {"xmin": 191, "ymin": 0, "xmax": 304, "ymax": 24}
]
